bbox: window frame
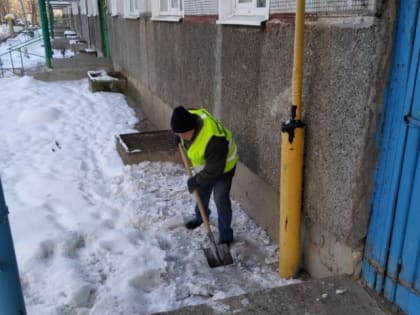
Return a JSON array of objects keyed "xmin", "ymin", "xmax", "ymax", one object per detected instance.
[
  {"xmin": 109, "ymin": 0, "xmax": 118, "ymax": 16},
  {"xmin": 123, "ymin": 0, "xmax": 141, "ymax": 19},
  {"xmin": 80, "ymin": 0, "xmax": 87, "ymax": 15},
  {"xmin": 71, "ymin": 2, "xmax": 79, "ymax": 15},
  {"xmin": 217, "ymin": 0, "xmax": 269, "ymax": 26},
  {"xmin": 235, "ymin": 0, "xmax": 267, "ymax": 16},
  {"xmin": 86, "ymin": 0, "xmax": 98, "ymax": 16},
  {"xmin": 236, "ymin": 0, "xmax": 253, "ymax": 12},
  {"xmin": 151, "ymin": 0, "xmax": 184, "ymax": 22}
]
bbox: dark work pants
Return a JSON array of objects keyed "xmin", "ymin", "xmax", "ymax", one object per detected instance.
[{"xmin": 194, "ymin": 177, "xmax": 234, "ymax": 243}]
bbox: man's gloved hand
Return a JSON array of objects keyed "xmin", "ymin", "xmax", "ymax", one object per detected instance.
[
  {"xmin": 187, "ymin": 176, "xmax": 199, "ymax": 193},
  {"xmin": 173, "ymin": 134, "xmax": 181, "ymax": 146}
]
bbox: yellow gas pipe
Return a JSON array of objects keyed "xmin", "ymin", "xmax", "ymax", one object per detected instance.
[{"xmin": 279, "ymin": 0, "xmax": 305, "ymax": 278}]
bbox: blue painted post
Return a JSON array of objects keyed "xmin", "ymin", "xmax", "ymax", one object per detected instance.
[{"xmin": 0, "ymin": 179, "xmax": 26, "ymax": 315}]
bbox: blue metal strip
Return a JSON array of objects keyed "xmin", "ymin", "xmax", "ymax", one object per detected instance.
[
  {"xmin": 398, "ymin": 136, "xmax": 420, "ymax": 286},
  {"xmin": 384, "ymin": 128, "xmax": 420, "ymax": 303},
  {"xmin": 384, "ymin": 14, "xmax": 420, "ymax": 303},
  {"xmin": 416, "ymin": 250, "xmax": 420, "ymax": 293},
  {"xmin": 391, "ymin": 56, "xmax": 420, "ymax": 291},
  {"xmin": 375, "ymin": 275, "xmax": 385, "ymax": 294},
  {"xmin": 384, "ymin": 277, "xmax": 397, "ymax": 307},
  {"xmin": 398, "ymin": 50, "xmax": 420, "ymax": 292},
  {"xmin": 0, "ymin": 179, "xmax": 27, "ymax": 315},
  {"xmin": 362, "ymin": 259, "xmax": 378, "ymax": 289},
  {"xmin": 363, "ymin": 0, "xmax": 420, "ymax": 289},
  {"xmin": 414, "ymin": 252, "xmax": 420, "ymax": 292},
  {"xmin": 395, "ymin": 283, "xmax": 420, "ymax": 315}
]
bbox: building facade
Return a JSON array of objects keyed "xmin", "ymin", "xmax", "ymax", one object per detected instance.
[{"xmin": 71, "ymin": 0, "xmax": 394, "ymax": 280}]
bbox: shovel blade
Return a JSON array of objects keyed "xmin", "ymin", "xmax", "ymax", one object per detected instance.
[{"xmin": 203, "ymin": 244, "xmax": 233, "ymax": 268}]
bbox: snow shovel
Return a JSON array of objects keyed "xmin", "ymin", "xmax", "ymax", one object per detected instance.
[{"xmin": 178, "ymin": 143, "xmax": 233, "ymax": 268}]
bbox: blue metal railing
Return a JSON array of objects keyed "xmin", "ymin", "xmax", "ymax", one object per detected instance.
[{"xmin": 0, "ymin": 178, "xmax": 27, "ymax": 315}]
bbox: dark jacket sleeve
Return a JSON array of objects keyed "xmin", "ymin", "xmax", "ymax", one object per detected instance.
[{"xmin": 195, "ymin": 136, "xmax": 229, "ymax": 185}]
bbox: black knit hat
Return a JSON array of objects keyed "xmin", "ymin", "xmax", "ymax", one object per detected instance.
[{"xmin": 171, "ymin": 106, "xmax": 196, "ymax": 133}]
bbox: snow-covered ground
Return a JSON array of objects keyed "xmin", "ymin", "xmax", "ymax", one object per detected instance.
[{"xmin": 0, "ymin": 36, "xmax": 297, "ymax": 315}]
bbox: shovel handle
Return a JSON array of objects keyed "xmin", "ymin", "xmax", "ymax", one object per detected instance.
[
  {"xmin": 178, "ymin": 143, "xmax": 193, "ymax": 177},
  {"xmin": 178, "ymin": 143, "xmax": 212, "ymax": 234}
]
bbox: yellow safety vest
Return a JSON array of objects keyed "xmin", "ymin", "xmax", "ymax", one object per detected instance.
[{"xmin": 184, "ymin": 108, "xmax": 238, "ymax": 174}]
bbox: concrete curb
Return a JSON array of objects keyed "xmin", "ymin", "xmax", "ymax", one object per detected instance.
[{"xmin": 153, "ymin": 276, "xmax": 400, "ymax": 315}]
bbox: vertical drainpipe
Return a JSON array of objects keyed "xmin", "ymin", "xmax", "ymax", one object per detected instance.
[
  {"xmin": 279, "ymin": 0, "xmax": 305, "ymax": 278},
  {"xmin": 38, "ymin": 0, "xmax": 52, "ymax": 68},
  {"xmin": 0, "ymin": 179, "xmax": 27, "ymax": 315}
]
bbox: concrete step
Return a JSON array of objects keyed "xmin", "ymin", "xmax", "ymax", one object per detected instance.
[
  {"xmin": 33, "ymin": 53, "xmax": 112, "ymax": 81},
  {"xmin": 152, "ymin": 276, "xmax": 399, "ymax": 315}
]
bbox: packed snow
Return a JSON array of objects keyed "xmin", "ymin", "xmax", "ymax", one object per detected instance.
[{"xmin": 0, "ymin": 35, "xmax": 297, "ymax": 315}]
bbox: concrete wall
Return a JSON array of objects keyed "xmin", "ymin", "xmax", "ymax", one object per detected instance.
[
  {"xmin": 76, "ymin": 15, "xmax": 101, "ymax": 53},
  {"xmin": 73, "ymin": 2, "xmax": 396, "ymax": 278}
]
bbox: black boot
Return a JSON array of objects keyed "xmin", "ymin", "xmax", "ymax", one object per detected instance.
[{"xmin": 185, "ymin": 219, "xmax": 202, "ymax": 230}]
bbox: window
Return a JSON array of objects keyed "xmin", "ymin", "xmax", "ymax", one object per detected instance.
[
  {"xmin": 109, "ymin": 0, "xmax": 118, "ymax": 16},
  {"xmin": 236, "ymin": 0, "xmax": 267, "ymax": 14},
  {"xmin": 123, "ymin": 0, "xmax": 149, "ymax": 19},
  {"xmin": 217, "ymin": 0, "xmax": 269, "ymax": 26},
  {"xmin": 71, "ymin": 2, "xmax": 79, "ymax": 15},
  {"xmin": 124, "ymin": 0, "xmax": 140, "ymax": 18},
  {"xmin": 80, "ymin": 0, "xmax": 87, "ymax": 15},
  {"xmin": 151, "ymin": 0, "xmax": 183, "ymax": 22},
  {"xmin": 86, "ymin": 0, "xmax": 98, "ymax": 16}
]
